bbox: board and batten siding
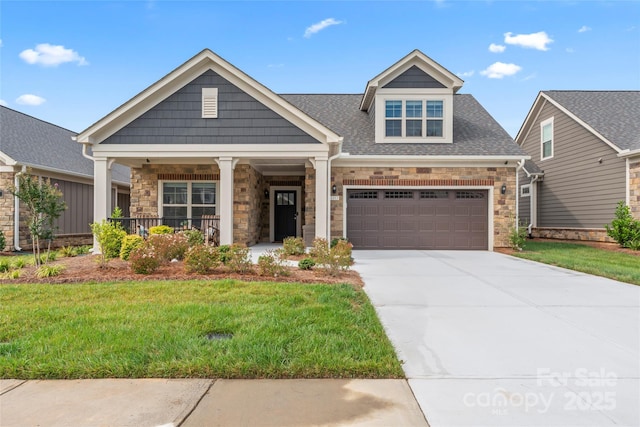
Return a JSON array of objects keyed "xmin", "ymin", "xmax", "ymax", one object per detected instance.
[
  {"xmin": 518, "ymin": 170, "xmax": 531, "ymax": 225},
  {"xmin": 50, "ymin": 178, "xmax": 93, "ymax": 234},
  {"xmin": 102, "ymin": 70, "xmax": 319, "ymax": 145},
  {"xmin": 520, "ymin": 101, "xmax": 626, "ymax": 228}
]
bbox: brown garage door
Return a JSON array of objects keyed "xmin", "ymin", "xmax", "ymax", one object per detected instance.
[{"xmin": 346, "ymin": 189, "xmax": 488, "ymax": 249}]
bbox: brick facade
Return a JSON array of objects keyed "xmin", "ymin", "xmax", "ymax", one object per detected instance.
[
  {"xmin": 630, "ymin": 160, "xmax": 640, "ymax": 220},
  {"xmin": 233, "ymin": 164, "xmax": 263, "ymax": 246},
  {"xmin": 330, "ymin": 166, "xmax": 516, "ymax": 248},
  {"xmin": 532, "ymin": 227, "xmax": 614, "ymax": 243}
]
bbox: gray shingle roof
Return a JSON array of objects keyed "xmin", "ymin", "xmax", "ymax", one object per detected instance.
[
  {"xmin": 0, "ymin": 106, "xmax": 129, "ymax": 183},
  {"xmin": 543, "ymin": 91, "xmax": 640, "ymax": 151},
  {"xmin": 282, "ymin": 94, "xmax": 526, "ymax": 156}
]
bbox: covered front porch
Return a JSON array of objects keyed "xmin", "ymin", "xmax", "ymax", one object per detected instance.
[{"xmin": 93, "ymin": 148, "xmax": 332, "ymax": 247}]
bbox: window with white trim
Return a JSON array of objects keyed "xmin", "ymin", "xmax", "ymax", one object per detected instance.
[
  {"xmin": 541, "ymin": 117, "xmax": 553, "ymax": 160},
  {"xmin": 384, "ymin": 99, "xmax": 444, "ymax": 138},
  {"xmin": 520, "ymin": 184, "xmax": 531, "ymax": 197},
  {"xmin": 161, "ymin": 182, "xmax": 217, "ymax": 220}
]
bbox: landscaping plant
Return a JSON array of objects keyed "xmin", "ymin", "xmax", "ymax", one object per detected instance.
[
  {"xmin": 149, "ymin": 225, "xmax": 174, "ymax": 235},
  {"xmin": 282, "ymin": 236, "xmax": 305, "ymax": 256},
  {"xmin": 225, "ymin": 244, "xmax": 253, "ymax": 274},
  {"xmin": 35, "ymin": 264, "xmax": 65, "ymax": 278},
  {"xmin": 311, "ymin": 238, "xmax": 353, "ymax": 277},
  {"xmin": 0, "ymin": 230, "xmax": 5, "ymax": 252},
  {"xmin": 90, "ymin": 217, "xmax": 127, "ymax": 267},
  {"xmin": 298, "ymin": 257, "xmax": 315, "ymax": 270},
  {"xmin": 9, "ymin": 172, "xmax": 66, "ymax": 266},
  {"xmin": 184, "ymin": 245, "xmax": 220, "ymax": 274},
  {"xmin": 59, "ymin": 246, "xmax": 78, "ymax": 258},
  {"xmin": 181, "ymin": 229, "xmax": 205, "ymax": 246},
  {"xmin": 606, "ymin": 201, "xmax": 640, "ymax": 249},
  {"xmin": 147, "ymin": 233, "xmax": 189, "ymax": 261},
  {"xmin": 119, "ymin": 235, "xmax": 145, "ymax": 261},
  {"xmin": 128, "ymin": 244, "xmax": 161, "ymax": 274},
  {"xmin": 257, "ymin": 249, "xmax": 289, "ymax": 277},
  {"xmin": 508, "ymin": 219, "xmax": 528, "ymax": 251}
]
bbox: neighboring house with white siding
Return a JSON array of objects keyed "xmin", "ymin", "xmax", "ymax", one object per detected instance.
[
  {"xmin": 516, "ymin": 91, "xmax": 640, "ymax": 241},
  {"xmin": 0, "ymin": 106, "xmax": 130, "ymax": 251}
]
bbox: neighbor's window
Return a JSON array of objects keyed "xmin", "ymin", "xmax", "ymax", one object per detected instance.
[
  {"xmin": 162, "ymin": 182, "xmax": 216, "ymax": 220},
  {"xmin": 384, "ymin": 99, "xmax": 444, "ymax": 138},
  {"xmin": 520, "ymin": 184, "xmax": 531, "ymax": 197},
  {"xmin": 541, "ymin": 117, "xmax": 553, "ymax": 160}
]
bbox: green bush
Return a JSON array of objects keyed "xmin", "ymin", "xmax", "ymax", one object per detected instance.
[
  {"xmin": 257, "ymin": 250, "xmax": 289, "ymax": 277},
  {"xmin": 0, "ymin": 230, "xmax": 5, "ymax": 252},
  {"xmin": 147, "ymin": 233, "xmax": 189, "ymax": 261},
  {"xmin": 128, "ymin": 245, "xmax": 161, "ymax": 274},
  {"xmin": 39, "ymin": 251, "xmax": 58, "ymax": 264},
  {"xmin": 330, "ymin": 237, "xmax": 349, "ymax": 248},
  {"xmin": 225, "ymin": 244, "xmax": 253, "ymax": 274},
  {"xmin": 149, "ymin": 225, "xmax": 174, "ymax": 235},
  {"xmin": 217, "ymin": 245, "xmax": 232, "ymax": 264},
  {"xmin": 35, "ymin": 264, "xmax": 65, "ymax": 278},
  {"xmin": 0, "ymin": 259, "xmax": 10, "ymax": 273},
  {"xmin": 312, "ymin": 238, "xmax": 353, "ymax": 277},
  {"xmin": 76, "ymin": 245, "xmax": 91, "ymax": 255},
  {"xmin": 120, "ymin": 234, "xmax": 145, "ymax": 261},
  {"xmin": 59, "ymin": 246, "xmax": 77, "ymax": 258},
  {"xmin": 298, "ymin": 257, "xmax": 316, "ymax": 270},
  {"xmin": 508, "ymin": 221, "xmax": 528, "ymax": 251},
  {"xmin": 90, "ymin": 220, "xmax": 127, "ymax": 266},
  {"xmin": 12, "ymin": 258, "xmax": 26, "ymax": 269},
  {"xmin": 282, "ymin": 236, "xmax": 305, "ymax": 256},
  {"xmin": 606, "ymin": 201, "xmax": 640, "ymax": 249},
  {"xmin": 184, "ymin": 245, "xmax": 220, "ymax": 274},
  {"xmin": 181, "ymin": 229, "xmax": 204, "ymax": 246}
]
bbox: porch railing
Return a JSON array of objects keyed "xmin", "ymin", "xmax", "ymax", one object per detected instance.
[{"xmin": 108, "ymin": 216, "xmax": 220, "ymax": 244}]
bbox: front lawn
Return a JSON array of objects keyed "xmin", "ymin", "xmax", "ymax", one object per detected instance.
[
  {"xmin": 512, "ymin": 241, "xmax": 640, "ymax": 286},
  {"xmin": 0, "ymin": 280, "xmax": 403, "ymax": 379}
]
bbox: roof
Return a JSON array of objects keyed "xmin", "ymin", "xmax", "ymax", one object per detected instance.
[
  {"xmin": 541, "ymin": 91, "xmax": 640, "ymax": 152},
  {"xmin": 0, "ymin": 106, "xmax": 130, "ymax": 183},
  {"xmin": 282, "ymin": 93, "xmax": 526, "ymax": 156}
]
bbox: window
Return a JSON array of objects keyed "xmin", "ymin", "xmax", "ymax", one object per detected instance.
[
  {"xmin": 161, "ymin": 182, "xmax": 216, "ymax": 226},
  {"xmin": 541, "ymin": 117, "xmax": 553, "ymax": 160},
  {"xmin": 520, "ymin": 184, "xmax": 531, "ymax": 197},
  {"xmin": 384, "ymin": 99, "xmax": 444, "ymax": 139}
]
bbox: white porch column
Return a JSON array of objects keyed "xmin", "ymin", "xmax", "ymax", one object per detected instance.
[
  {"xmin": 93, "ymin": 157, "xmax": 112, "ymax": 252},
  {"xmin": 314, "ymin": 156, "xmax": 329, "ymax": 240},
  {"xmin": 217, "ymin": 157, "xmax": 234, "ymax": 245}
]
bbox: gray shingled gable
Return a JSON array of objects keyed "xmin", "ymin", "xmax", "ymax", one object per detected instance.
[
  {"xmin": 382, "ymin": 65, "xmax": 446, "ymax": 89},
  {"xmin": 282, "ymin": 94, "xmax": 526, "ymax": 156},
  {"xmin": 0, "ymin": 106, "xmax": 129, "ymax": 183},
  {"xmin": 543, "ymin": 91, "xmax": 640, "ymax": 151}
]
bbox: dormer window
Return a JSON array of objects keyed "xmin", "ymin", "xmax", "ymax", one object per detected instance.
[{"xmin": 380, "ymin": 97, "xmax": 448, "ymax": 142}]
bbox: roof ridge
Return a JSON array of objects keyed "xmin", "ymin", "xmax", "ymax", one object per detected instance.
[{"xmin": 1, "ymin": 105, "xmax": 78, "ymax": 134}]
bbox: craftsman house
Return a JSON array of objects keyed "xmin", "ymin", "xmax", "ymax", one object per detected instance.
[{"xmin": 76, "ymin": 49, "xmax": 529, "ymax": 250}]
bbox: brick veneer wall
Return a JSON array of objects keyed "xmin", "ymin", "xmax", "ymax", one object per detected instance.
[
  {"xmin": 233, "ymin": 164, "xmax": 263, "ymax": 246},
  {"xmin": 531, "ymin": 227, "xmax": 614, "ymax": 242},
  {"xmin": 330, "ymin": 166, "xmax": 516, "ymax": 248},
  {"xmin": 630, "ymin": 160, "xmax": 640, "ymax": 220},
  {"xmin": 0, "ymin": 171, "xmax": 15, "ymax": 251}
]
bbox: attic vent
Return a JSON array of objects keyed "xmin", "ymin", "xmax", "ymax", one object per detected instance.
[{"xmin": 202, "ymin": 88, "xmax": 218, "ymax": 118}]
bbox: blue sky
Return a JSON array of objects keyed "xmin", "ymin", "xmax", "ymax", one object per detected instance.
[{"xmin": 1, "ymin": 1, "xmax": 638, "ymax": 137}]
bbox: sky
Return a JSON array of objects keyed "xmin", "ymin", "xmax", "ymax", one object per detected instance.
[{"xmin": 1, "ymin": 1, "xmax": 639, "ymax": 138}]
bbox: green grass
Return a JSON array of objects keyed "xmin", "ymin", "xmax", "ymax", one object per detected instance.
[
  {"xmin": 0, "ymin": 280, "xmax": 403, "ymax": 379},
  {"xmin": 513, "ymin": 241, "xmax": 640, "ymax": 286}
]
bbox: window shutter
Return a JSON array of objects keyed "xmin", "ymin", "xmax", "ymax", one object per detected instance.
[{"xmin": 202, "ymin": 88, "xmax": 218, "ymax": 118}]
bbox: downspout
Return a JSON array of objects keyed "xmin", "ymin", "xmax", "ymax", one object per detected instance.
[
  {"xmin": 81, "ymin": 142, "xmax": 94, "ymax": 162},
  {"xmin": 326, "ymin": 138, "xmax": 344, "ymax": 240},
  {"xmin": 626, "ymin": 158, "xmax": 630, "ymax": 207},
  {"xmin": 515, "ymin": 159, "xmax": 525, "ymax": 230},
  {"xmin": 13, "ymin": 165, "xmax": 26, "ymax": 251}
]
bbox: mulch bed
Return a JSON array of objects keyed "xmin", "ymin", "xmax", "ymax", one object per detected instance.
[{"xmin": 0, "ymin": 255, "xmax": 364, "ymax": 287}]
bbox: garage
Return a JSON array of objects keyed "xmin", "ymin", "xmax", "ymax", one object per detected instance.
[{"xmin": 346, "ymin": 189, "xmax": 488, "ymax": 249}]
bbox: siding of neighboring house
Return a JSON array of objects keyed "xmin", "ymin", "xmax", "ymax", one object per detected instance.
[
  {"xmin": 382, "ymin": 65, "xmax": 447, "ymax": 89},
  {"xmin": 102, "ymin": 70, "xmax": 319, "ymax": 145},
  {"xmin": 518, "ymin": 175, "xmax": 531, "ymax": 225},
  {"xmin": 520, "ymin": 101, "xmax": 626, "ymax": 229},
  {"xmin": 50, "ymin": 178, "xmax": 94, "ymax": 235}
]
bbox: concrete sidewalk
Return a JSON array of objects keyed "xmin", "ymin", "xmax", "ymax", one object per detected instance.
[{"xmin": 0, "ymin": 378, "xmax": 428, "ymax": 427}]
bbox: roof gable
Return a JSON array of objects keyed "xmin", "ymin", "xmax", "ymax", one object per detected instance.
[
  {"xmin": 77, "ymin": 49, "xmax": 341, "ymax": 145},
  {"xmin": 516, "ymin": 91, "xmax": 640, "ymax": 152},
  {"xmin": 360, "ymin": 49, "xmax": 464, "ymax": 111},
  {"xmin": 382, "ymin": 65, "xmax": 447, "ymax": 89}
]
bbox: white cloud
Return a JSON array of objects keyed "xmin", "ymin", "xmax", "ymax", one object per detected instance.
[
  {"xmin": 489, "ymin": 43, "xmax": 506, "ymax": 53},
  {"xmin": 480, "ymin": 62, "xmax": 522, "ymax": 79},
  {"xmin": 19, "ymin": 43, "xmax": 88, "ymax": 67},
  {"xmin": 304, "ymin": 18, "xmax": 343, "ymax": 38},
  {"xmin": 16, "ymin": 94, "xmax": 46, "ymax": 106},
  {"xmin": 578, "ymin": 25, "xmax": 591, "ymax": 33},
  {"xmin": 566, "ymin": 47, "xmax": 575, "ymax": 53},
  {"xmin": 457, "ymin": 70, "xmax": 475, "ymax": 78},
  {"xmin": 504, "ymin": 31, "xmax": 553, "ymax": 51},
  {"xmin": 0, "ymin": 99, "xmax": 7, "ymax": 106}
]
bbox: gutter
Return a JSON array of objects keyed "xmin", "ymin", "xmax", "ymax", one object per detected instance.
[
  {"xmin": 13, "ymin": 165, "xmax": 26, "ymax": 251},
  {"xmin": 618, "ymin": 148, "xmax": 640, "ymax": 159},
  {"xmin": 327, "ymin": 138, "xmax": 344, "ymax": 240}
]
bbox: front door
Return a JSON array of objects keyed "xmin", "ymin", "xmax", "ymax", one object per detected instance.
[{"xmin": 274, "ymin": 190, "xmax": 297, "ymax": 241}]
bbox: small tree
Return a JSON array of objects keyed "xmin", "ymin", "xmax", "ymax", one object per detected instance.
[{"xmin": 9, "ymin": 172, "xmax": 66, "ymax": 266}]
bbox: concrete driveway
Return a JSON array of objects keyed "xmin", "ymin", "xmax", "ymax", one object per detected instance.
[{"xmin": 353, "ymin": 250, "xmax": 640, "ymax": 427}]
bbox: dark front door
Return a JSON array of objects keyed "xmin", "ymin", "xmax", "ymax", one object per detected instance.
[{"xmin": 274, "ymin": 190, "xmax": 297, "ymax": 241}]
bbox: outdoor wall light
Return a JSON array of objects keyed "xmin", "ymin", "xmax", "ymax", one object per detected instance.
[
  {"xmin": 332, "ymin": 184, "xmax": 337, "ymax": 194},
  {"xmin": 264, "ymin": 189, "xmax": 269, "ymax": 199},
  {"xmin": 501, "ymin": 184, "xmax": 507, "ymax": 195},
  {"xmin": 0, "ymin": 190, "xmax": 3, "ymax": 197}
]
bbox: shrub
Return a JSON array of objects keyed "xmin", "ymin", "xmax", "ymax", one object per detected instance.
[
  {"xmin": 298, "ymin": 257, "xmax": 316, "ymax": 270},
  {"xmin": 217, "ymin": 245, "xmax": 232, "ymax": 264},
  {"xmin": 508, "ymin": 220, "xmax": 528, "ymax": 251},
  {"xmin": 312, "ymin": 238, "xmax": 353, "ymax": 277},
  {"xmin": 149, "ymin": 225, "xmax": 174, "ymax": 235},
  {"xmin": 147, "ymin": 233, "xmax": 189, "ymax": 261},
  {"xmin": 59, "ymin": 246, "xmax": 77, "ymax": 258},
  {"xmin": 0, "ymin": 259, "xmax": 10, "ymax": 273},
  {"xmin": 4, "ymin": 270, "xmax": 21, "ymax": 279},
  {"xmin": 12, "ymin": 258, "xmax": 26, "ymax": 269},
  {"xmin": 75, "ymin": 245, "xmax": 91, "ymax": 255},
  {"xmin": 0, "ymin": 230, "xmax": 5, "ymax": 252},
  {"xmin": 282, "ymin": 237, "xmax": 305, "ymax": 256},
  {"xmin": 120, "ymin": 234, "xmax": 145, "ymax": 261},
  {"xmin": 35, "ymin": 264, "xmax": 65, "ymax": 278},
  {"xmin": 181, "ymin": 229, "xmax": 205, "ymax": 246},
  {"xmin": 606, "ymin": 201, "xmax": 640, "ymax": 249},
  {"xmin": 39, "ymin": 251, "xmax": 58, "ymax": 264},
  {"xmin": 330, "ymin": 237, "xmax": 349, "ymax": 248},
  {"xmin": 128, "ymin": 245, "xmax": 161, "ymax": 274},
  {"xmin": 184, "ymin": 245, "xmax": 220, "ymax": 274},
  {"xmin": 225, "ymin": 244, "xmax": 253, "ymax": 274},
  {"xmin": 257, "ymin": 249, "xmax": 289, "ymax": 277},
  {"xmin": 91, "ymin": 220, "xmax": 127, "ymax": 266}
]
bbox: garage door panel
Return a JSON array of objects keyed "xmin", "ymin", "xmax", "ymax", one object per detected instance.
[{"xmin": 347, "ymin": 189, "xmax": 488, "ymax": 250}]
